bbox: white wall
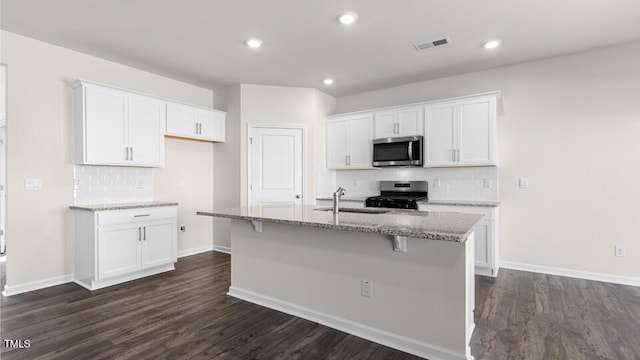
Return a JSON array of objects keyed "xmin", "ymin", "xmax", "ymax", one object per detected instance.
[
  {"xmin": 239, "ymin": 84, "xmax": 336, "ymax": 207},
  {"xmin": 1, "ymin": 31, "xmax": 215, "ymax": 288},
  {"xmin": 212, "ymin": 85, "xmax": 241, "ymax": 249},
  {"xmin": 335, "ymin": 42, "xmax": 640, "ymax": 279},
  {"xmin": 210, "ymin": 84, "xmax": 335, "ymax": 249}
]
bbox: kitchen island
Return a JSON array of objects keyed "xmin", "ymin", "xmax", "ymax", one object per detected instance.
[{"xmin": 198, "ymin": 204, "xmax": 483, "ymax": 360}]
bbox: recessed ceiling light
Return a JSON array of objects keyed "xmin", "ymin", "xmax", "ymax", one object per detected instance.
[
  {"xmin": 337, "ymin": 12, "xmax": 358, "ymax": 25},
  {"xmin": 484, "ymin": 40, "xmax": 501, "ymax": 49},
  {"xmin": 323, "ymin": 78, "xmax": 335, "ymax": 85},
  {"xmin": 246, "ymin": 38, "xmax": 263, "ymax": 49}
]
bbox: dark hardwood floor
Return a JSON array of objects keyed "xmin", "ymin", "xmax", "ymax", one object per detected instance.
[{"xmin": 1, "ymin": 252, "xmax": 639, "ymax": 360}]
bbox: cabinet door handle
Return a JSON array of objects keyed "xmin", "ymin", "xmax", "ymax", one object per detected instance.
[
  {"xmin": 125, "ymin": 147, "xmax": 129, "ymax": 160},
  {"xmin": 347, "ymin": 155, "xmax": 351, "ymax": 166},
  {"xmin": 130, "ymin": 147, "xmax": 134, "ymax": 161},
  {"xmin": 134, "ymin": 214, "xmax": 150, "ymax": 217},
  {"xmin": 138, "ymin": 227, "xmax": 142, "ymax": 241},
  {"xmin": 143, "ymin": 226, "xmax": 146, "ymax": 241}
]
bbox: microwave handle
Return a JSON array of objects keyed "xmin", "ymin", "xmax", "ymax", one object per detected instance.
[{"xmin": 408, "ymin": 141, "xmax": 413, "ymax": 160}]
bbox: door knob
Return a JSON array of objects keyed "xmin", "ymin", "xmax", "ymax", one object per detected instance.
[{"xmin": 295, "ymin": 195, "xmax": 301, "ymax": 199}]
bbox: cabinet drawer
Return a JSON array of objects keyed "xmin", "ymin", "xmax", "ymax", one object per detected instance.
[{"xmin": 98, "ymin": 207, "xmax": 177, "ymax": 226}]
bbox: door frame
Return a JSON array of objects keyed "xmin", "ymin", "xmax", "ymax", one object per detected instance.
[{"xmin": 247, "ymin": 123, "xmax": 306, "ymax": 207}]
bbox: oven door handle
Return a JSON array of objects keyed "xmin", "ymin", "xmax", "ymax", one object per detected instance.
[{"xmin": 408, "ymin": 141, "xmax": 413, "ymax": 160}]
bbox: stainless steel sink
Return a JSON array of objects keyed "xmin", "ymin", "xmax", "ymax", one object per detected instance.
[{"xmin": 313, "ymin": 207, "xmax": 391, "ymax": 214}]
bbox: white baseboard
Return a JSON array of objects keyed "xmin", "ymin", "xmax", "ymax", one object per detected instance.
[
  {"xmin": 212, "ymin": 245, "xmax": 231, "ymax": 254},
  {"xmin": 2, "ymin": 274, "xmax": 73, "ymax": 297},
  {"xmin": 228, "ymin": 286, "xmax": 469, "ymax": 360},
  {"xmin": 177, "ymin": 244, "xmax": 214, "ymax": 258},
  {"xmin": 501, "ymin": 261, "xmax": 640, "ymax": 287}
]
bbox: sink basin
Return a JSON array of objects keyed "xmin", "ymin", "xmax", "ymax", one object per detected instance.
[{"xmin": 314, "ymin": 207, "xmax": 391, "ymax": 214}]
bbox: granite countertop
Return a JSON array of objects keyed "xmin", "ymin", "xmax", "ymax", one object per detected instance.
[
  {"xmin": 197, "ymin": 204, "xmax": 483, "ymax": 243},
  {"xmin": 70, "ymin": 201, "xmax": 179, "ymax": 212},
  {"xmin": 316, "ymin": 197, "xmax": 499, "ymax": 207}
]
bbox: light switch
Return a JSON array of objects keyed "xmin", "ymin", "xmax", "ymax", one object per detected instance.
[
  {"xmin": 25, "ymin": 178, "xmax": 42, "ymax": 191},
  {"xmin": 519, "ymin": 177, "xmax": 529, "ymax": 189}
]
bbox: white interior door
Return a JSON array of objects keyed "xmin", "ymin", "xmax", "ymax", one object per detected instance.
[{"xmin": 249, "ymin": 126, "xmax": 303, "ymax": 206}]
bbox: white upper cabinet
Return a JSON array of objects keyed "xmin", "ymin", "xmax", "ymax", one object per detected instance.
[
  {"xmin": 166, "ymin": 103, "xmax": 226, "ymax": 142},
  {"xmin": 327, "ymin": 113, "xmax": 373, "ymax": 169},
  {"xmin": 72, "ymin": 81, "xmax": 165, "ymax": 167},
  {"xmin": 373, "ymin": 106, "xmax": 424, "ymax": 139},
  {"xmin": 128, "ymin": 95, "xmax": 165, "ymax": 166},
  {"xmin": 424, "ymin": 95, "xmax": 497, "ymax": 167}
]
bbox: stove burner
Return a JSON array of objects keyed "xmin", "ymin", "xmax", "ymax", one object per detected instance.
[{"xmin": 365, "ymin": 181, "xmax": 428, "ymax": 210}]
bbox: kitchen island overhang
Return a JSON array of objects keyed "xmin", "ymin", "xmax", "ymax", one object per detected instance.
[{"xmin": 198, "ymin": 205, "xmax": 483, "ymax": 360}]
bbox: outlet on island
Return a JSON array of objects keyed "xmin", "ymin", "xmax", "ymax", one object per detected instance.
[
  {"xmin": 180, "ymin": 225, "xmax": 186, "ymax": 233},
  {"xmin": 361, "ymin": 279, "xmax": 373, "ymax": 298},
  {"xmin": 615, "ymin": 244, "xmax": 626, "ymax": 257}
]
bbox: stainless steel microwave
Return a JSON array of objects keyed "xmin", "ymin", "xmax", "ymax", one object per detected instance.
[{"xmin": 372, "ymin": 136, "xmax": 423, "ymax": 167}]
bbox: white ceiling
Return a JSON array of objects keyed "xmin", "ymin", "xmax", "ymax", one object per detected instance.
[{"xmin": 2, "ymin": 0, "xmax": 640, "ymax": 97}]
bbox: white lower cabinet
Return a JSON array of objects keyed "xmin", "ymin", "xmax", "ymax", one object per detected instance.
[
  {"xmin": 418, "ymin": 204, "xmax": 499, "ymax": 277},
  {"xmin": 74, "ymin": 206, "xmax": 177, "ymax": 290}
]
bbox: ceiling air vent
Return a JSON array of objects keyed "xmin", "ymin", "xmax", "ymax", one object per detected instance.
[{"xmin": 414, "ymin": 37, "xmax": 451, "ymax": 51}]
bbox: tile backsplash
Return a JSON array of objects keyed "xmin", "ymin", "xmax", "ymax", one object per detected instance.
[
  {"xmin": 73, "ymin": 165, "xmax": 153, "ymax": 205},
  {"xmin": 322, "ymin": 167, "xmax": 498, "ymax": 201}
]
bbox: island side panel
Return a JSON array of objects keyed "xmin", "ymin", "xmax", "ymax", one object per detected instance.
[{"xmin": 229, "ymin": 219, "xmax": 473, "ymax": 358}]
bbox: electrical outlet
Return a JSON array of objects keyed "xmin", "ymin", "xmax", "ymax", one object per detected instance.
[
  {"xmin": 483, "ymin": 178, "xmax": 492, "ymax": 189},
  {"xmin": 361, "ymin": 279, "xmax": 373, "ymax": 298},
  {"xmin": 433, "ymin": 178, "xmax": 440, "ymax": 188},
  {"xmin": 25, "ymin": 178, "xmax": 42, "ymax": 191},
  {"xmin": 353, "ymin": 179, "xmax": 360, "ymax": 187},
  {"xmin": 519, "ymin": 177, "xmax": 529, "ymax": 189},
  {"xmin": 180, "ymin": 225, "xmax": 186, "ymax": 233},
  {"xmin": 615, "ymin": 244, "xmax": 626, "ymax": 257},
  {"xmin": 135, "ymin": 179, "xmax": 145, "ymax": 189},
  {"xmin": 178, "ymin": 179, "xmax": 185, "ymax": 189}
]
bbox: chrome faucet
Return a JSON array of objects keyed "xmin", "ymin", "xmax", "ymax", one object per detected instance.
[{"xmin": 333, "ymin": 187, "xmax": 346, "ymax": 214}]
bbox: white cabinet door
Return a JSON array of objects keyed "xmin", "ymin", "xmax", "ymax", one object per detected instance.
[
  {"xmin": 396, "ymin": 106, "xmax": 424, "ymax": 136},
  {"xmin": 373, "ymin": 110, "xmax": 397, "ymax": 138},
  {"xmin": 84, "ymin": 85, "xmax": 127, "ymax": 165},
  {"xmin": 198, "ymin": 109, "xmax": 226, "ymax": 142},
  {"xmin": 473, "ymin": 220, "xmax": 492, "ymax": 269},
  {"xmin": 128, "ymin": 95, "xmax": 165, "ymax": 166},
  {"xmin": 425, "ymin": 104, "xmax": 456, "ymax": 166},
  {"xmin": 348, "ymin": 114, "xmax": 374, "ymax": 168},
  {"xmin": 458, "ymin": 98, "xmax": 495, "ymax": 165},
  {"xmin": 166, "ymin": 103, "xmax": 226, "ymax": 142},
  {"xmin": 425, "ymin": 96, "xmax": 497, "ymax": 167},
  {"xmin": 74, "ymin": 81, "xmax": 165, "ymax": 167},
  {"xmin": 141, "ymin": 220, "xmax": 175, "ymax": 269},
  {"xmin": 166, "ymin": 103, "xmax": 198, "ymax": 137},
  {"xmin": 327, "ymin": 117, "xmax": 349, "ymax": 169},
  {"xmin": 98, "ymin": 225, "xmax": 141, "ymax": 280},
  {"xmin": 373, "ymin": 106, "xmax": 423, "ymax": 138}
]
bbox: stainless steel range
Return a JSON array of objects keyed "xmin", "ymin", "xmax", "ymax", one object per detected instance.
[{"xmin": 365, "ymin": 181, "xmax": 427, "ymax": 210}]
